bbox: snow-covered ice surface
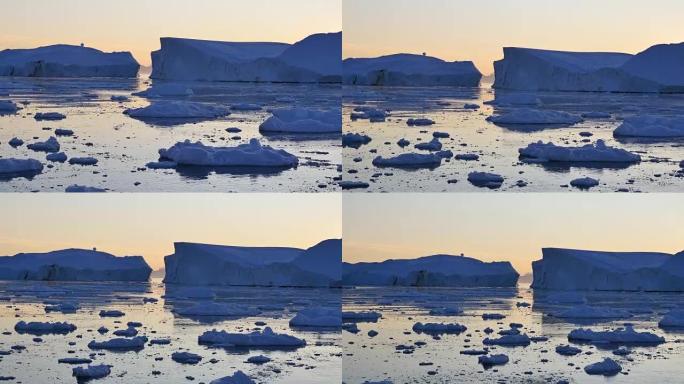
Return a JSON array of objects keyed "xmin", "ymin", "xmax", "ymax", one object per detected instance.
[
  {"xmin": 0, "ymin": 77, "xmax": 340, "ymax": 192},
  {"xmin": 342, "ymin": 285, "xmax": 684, "ymax": 383},
  {"xmin": 342, "ymin": 83, "xmax": 684, "ymax": 192},
  {"xmin": 0, "ymin": 278, "xmax": 341, "ymax": 383}
]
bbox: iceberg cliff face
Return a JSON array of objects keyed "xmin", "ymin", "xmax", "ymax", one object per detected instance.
[
  {"xmin": 343, "ymin": 53, "xmax": 482, "ymax": 86},
  {"xmin": 494, "ymin": 44, "xmax": 684, "ymax": 92},
  {"xmin": 163, "ymin": 239, "xmax": 341, "ymax": 287},
  {"xmin": 0, "ymin": 249, "xmax": 151, "ymax": 281},
  {"xmin": 531, "ymin": 248, "xmax": 684, "ymax": 291},
  {"xmin": 150, "ymin": 32, "xmax": 341, "ymax": 83},
  {"xmin": 342, "ymin": 254, "xmax": 519, "ymax": 287},
  {"xmin": 0, "ymin": 45, "xmax": 139, "ymax": 78}
]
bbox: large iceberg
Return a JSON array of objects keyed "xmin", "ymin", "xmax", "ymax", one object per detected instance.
[
  {"xmin": 531, "ymin": 248, "xmax": 684, "ymax": 291},
  {"xmin": 0, "ymin": 249, "xmax": 152, "ymax": 281},
  {"xmin": 0, "ymin": 44, "xmax": 139, "ymax": 78},
  {"xmin": 157, "ymin": 139, "xmax": 299, "ymax": 168},
  {"xmin": 150, "ymin": 32, "xmax": 341, "ymax": 83},
  {"xmin": 494, "ymin": 43, "xmax": 684, "ymax": 92},
  {"xmin": 342, "ymin": 254, "xmax": 519, "ymax": 287},
  {"xmin": 343, "ymin": 53, "xmax": 482, "ymax": 86},
  {"xmin": 163, "ymin": 239, "xmax": 341, "ymax": 287}
]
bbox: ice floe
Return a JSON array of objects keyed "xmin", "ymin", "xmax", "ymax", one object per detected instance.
[
  {"xmin": 519, "ymin": 140, "xmax": 641, "ymax": 163},
  {"xmin": 198, "ymin": 327, "xmax": 306, "ymax": 348},
  {"xmin": 259, "ymin": 108, "xmax": 341, "ymax": 133},
  {"xmin": 157, "ymin": 139, "xmax": 298, "ymax": 168}
]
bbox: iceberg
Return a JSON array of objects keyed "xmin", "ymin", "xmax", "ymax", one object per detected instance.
[
  {"xmin": 124, "ymin": 101, "xmax": 231, "ymax": 119},
  {"xmin": 342, "ymin": 133, "xmax": 371, "ymax": 147},
  {"xmin": 482, "ymin": 334, "xmax": 531, "ymax": 346},
  {"xmin": 613, "ymin": 115, "xmax": 684, "ymax": 138},
  {"xmin": 584, "ymin": 358, "xmax": 622, "ymax": 376},
  {"xmin": 259, "ymin": 108, "xmax": 341, "ymax": 133},
  {"xmin": 568, "ymin": 326, "xmax": 664, "ymax": 345},
  {"xmin": 0, "ymin": 44, "xmax": 139, "ymax": 78},
  {"xmin": 14, "ymin": 321, "xmax": 76, "ymax": 335},
  {"xmin": 0, "ymin": 100, "xmax": 20, "ymax": 113},
  {"xmin": 172, "ymin": 351, "xmax": 203, "ymax": 364},
  {"xmin": 34, "ymin": 112, "xmax": 66, "ymax": 121},
  {"xmin": 27, "ymin": 137, "xmax": 60, "ymax": 153},
  {"xmin": 342, "ymin": 311, "xmax": 382, "ymax": 322},
  {"xmin": 72, "ymin": 365, "xmax": 111, "ymax": 381},
  {"xmin": 0, "ymin": 248, "xmax": 152, "ymax": 281},
  {"xmin": 531, "ymin": 248, "xmax": 684, "ymax": 291},
  {"xmin": 289, "ymin": 306, "xmax": 342, "ymax": 328},
  {"xmin": 493, "ymin": 43, "xmax": 684, "ymax": 93},
  {"xmin": 467, "ymin": 172, "xmax": 504, "ymax": 188},
  {"xmin": 343, "ymin": 53, "xmax": 482, "ymax": 86},
  {"xmin": 372, "ymin": 153, "xmax": 442, "ymax": 168},
  {"xmin": 478, "ymin": 354, "xmax": 509, "ymax": 367},
  {"xmin": 519, "ymin": 140, "xmax": 641, "ymax": 163},
  {"xmin": 163, "ymin": 239, "xmax": 341, "ymax": 287},
  {"xmin": 150, "ymin": 32, "xmax": 341, "ymax": 83},
  {"xmin": 342, "ymin": 254, "xmax": 519, "ymax": 287},
  {"xmin": 0, "ymin": 158, "xmax": 43, "ymax": 175},
  {"xmin": 412, "ymin": 322, "xmax": 467, "ymax": 334},
  {"xmin": 87, "ymin": 336, "xmax": 148, "ymax": 351},
  {"xmin": 658, "ymin": 309, "xmax": 684, "ymax": 328},
  {"xmin": 209, "ymin": 371, "xmax": 255, "ymax": 384},
  {"xmin": 157, "ymin": 139, "xmax": 298, "ymax": 168},
  {"xmin": 198, "ymin": 327, "xmax": 306, "ymax": 348}
]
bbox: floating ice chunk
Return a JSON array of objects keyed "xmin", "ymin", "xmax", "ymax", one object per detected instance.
[
  {"xmin": 65, "ymin": 185, "xmax": 106, "ymax": 192},
  {"xmin": 612, "ymin": 347, "xmax": 631, "ymax": 356},
  {"xmin": 0, "ymin": 158, "xmax": 43, "ymax": 174},
  {"xmin": 339, "ymin": 180, "xmax": 369, "ymax": 190},
  {"xmin": 174, "ymin": 303, "xmax": 259, "ymax": 317},
  {"xmin": 8, "ymin": 137, "xmax": 23, "ymax": 147},
  {"xmin": 69, "ymin": 157, "xmax": 98, "ymax": 166},
  {"xmin": 487, "ymin": 108, "xmax": 582, "ymax": 125},
  {"xmin": 0, "ymin": 100, "xmax": 20, "ymax": 113},
  {"xmin": 99, "ymin": 310, "xmax": 125, "ymax": 317},
  {"xmin": 658, "ymin": 309, "xmax": 684, "ymax": 328},
  {"xmin": 146, "ymin": 161, "xmax": 177, "ymax": 169},
  {"xmin": 555, "ymin": 344, "xmax": 582, "ymax": 356},
  {"xmin": 519, "ymin": 140, "xmax": 640, "ymax": 163},
  {"xmin": 259, "ymin": 108, "xmax": 341, "ymax": 133},
  {"xmin": 414, "ymin": 137, "xmax": 442, "ymax": 151},
  {"xmin": 133, "ymin": 83, "xmax": 194, "ymax": 97},
  {"xmin": 412, "ymin": 322, "xmax": 467, "ymax": 334},
  {"xmin": 484, "ymin": 94, "xmax": 541, "ymax": 106},
  {"xmin": 342, "ymin": 311, "xmax": 381, "ymax": 322},
  {"xmin": 482, "ymin": 313, "xmax": 506, "ymax": 320},
  {"xmin": 554, "ymin": 305, "xmax": 630, "ymax": 319},
  {"xmin": 54, "ymin": 128, "xmax": 74, "ymax": 136},
  {"xmin": 46, "ymin": 152, "xmax": 67, "ymax": 162},
  {"xmin": 570, "ymin": 177, "xmax": 599, "ymax": 189},
  {"xmin": 172, "ymin": 351, "xmax": 202, "ymax": 364},
  {"xmin": 343, "ymin": 53, "xmax": 481, "ymax": 86},
  {"xmin": 34, "ymin": 112, "xmax": 66, "ymax": 121},
  {"xmin": 44, "ymin": 302, "xmax": 79, "ymax": 313},
  {"xmin": 158, "ymin": 139, "xmax": 298, "ymax": 168},
  {"xmin": 614, "ymin": 115, "xmax": 684, "ymax": 138},
  {"xmin": 15, "ymin": 321, "xmax": 76, "ymax": 335},
  {"xmin": 198, "ymin": 327, "xmax": 305, "ymax": 348},
  {"xmin": 582, "ymin": 111, "xmax": 611, "ymax": 119},
  {"xmin": 231, "ymin": 103, "xmax": 262, "ymax": 111},
  {"xmin": 483, "ymin": 334, "xmax": 531, "ymax": 346},
  {"xmin": 289, "ymin": 306, "xmax": 342, "ymax": 328},
  {"xmin": 150, "ymin": 338, "xmax": 171, "ymax": 345},
  {"xmin": 342, "ymin": 133, "xmax": 371, "ymax": 147},
  {"xmin": 209, "ymin": 371, "xmax": 256, "ymax": 384},
  {"xmin": 568, "ymin": 326, "xmax": 665, "ymax": 345},
  {"xmin": 342, "ymin": 323, "xmax": 360, "ymax": 333},
  {"xmin": 468, "ymin": 172, "xmax": 504, "ymax": 188},
  {"xmin": 27, "ymin": 137, "xmax": 60, "ymax": 153},
  {"xmin": 58, "ymin": 357, "xmax": 92, "ymax": 364},
  {"xmin": 428, "ymin": 307, "xmax": 463, "ymax": 316},
  {"xmin": 406, "ymin": 118, "xmax": 435, "ymax": 126},
  {"xmin": 125, "ymin": 101, "xmax": 230, "ymax": 119},
  {"xmin": 72, "ymin": 364, "xmax": 111, "ymax": 381},
  {"xmin": 372, "ymin": 153, "xmax": 441, "ymax": 168},
  {"xmin": 478, "ymin": 354, "xmax": 509, "ymax": 367},
  {"xmin": 584, "ymin": 358, "xmax": 622, "ymax": 376},
  {"xmin": 246, "ymin": 355, "xmax": 271, "ymax": 364},
  {"xmin": 113, "ymin": 327, "xmax": 138, "ymax": 337},
  {"xmin": 455, "ymin": 153, "xmax": 479, "ymax": 161},
  {"xmin": 351, "ymin": 107, "xmax": 388, "ymax": 121},
  {"xmin": 88, "ymin": 336, "xmax": 148, "ymax": 351},
  {"xmin": 397, "ymin": 138, "xmax": 410, "ymax": 147}
]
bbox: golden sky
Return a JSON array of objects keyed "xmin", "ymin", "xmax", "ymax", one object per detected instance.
[
  {"xmin": 0, "ymin": 194, "xmax": 341, "ymax": 269},
  {"xmin": 343, "ymin": 194, "xmax": 684, "ymax": 274},
  {"xmin": 343, "ymin": 0, "xmax": 684, "ymax": 74},
  {"xmin": 0, "ymin": 0, "xmax": 341, "ymax": 66}
]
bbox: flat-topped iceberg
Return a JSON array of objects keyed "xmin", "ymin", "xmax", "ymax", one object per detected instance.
[
  {"xmin": 124, "ymin": 101, "xmax": 231, "ymax": 119},
  {"xmin": 0, "ymin": 248, "xmax": 152, "ymax": 281},
  {"xmin": 531, "ymin": 248, "xmax": 684, "ymax": 291},
  {"xmin": 88, "ymin": 336, "xmax": 148, "ymax": 351},
  {"xmin": 163, "ymin": 239, "xmax": 341, "ymax": 287},
  {"xmin": 259, "ymin": 108, "xmax": 341, "ymax": 133},
  {"xmin": 343, "ymin": 53, "xmax": 481, "ymax": 86},
  {"xmin": 412, "ymin": 322, "xmax": 467, "ymax": 334},
  {"xmin": 0, "ymin": 44, "xmax": 139, "ymax": 78},
  {"xmin": 568, "ymin": 326, "xmax": 665, "ymax": 345},
  {"xmin": 151, "ymin": 32, "xmax": 341, "ymax": 83},
  {"xmin": 198, "ymin": 327, "xmax": 305, "ymax": 348},
  {"xmin": 343, "ymin": 254, "xmax": 519, "ymax": 287},
  {"xmin": 613, "ymin": 115, "xmax": 684, "ymax": 138},
  {"xmin": 0, "ymin": 158, "xmax": 43, "ymax": 175},
  {"xmin": 519, "ymin": 140, "xmax": 641, "ymax": 163},
  {"xmin": 15, "ymin": 321, "xmax": 76, "ymax": 335},
  {"xmin": 494, "ymin": 43, "xmax": 684, "ymax": 92},
  {"xmin": 157, "ymin": 139, "xmax": 299, "ymax": 168}
]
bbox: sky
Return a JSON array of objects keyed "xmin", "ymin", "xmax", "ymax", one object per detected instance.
[
  {"xmin": 0, "ymin": 194, "xmax": 341, "ymax": 270},
  {"xmin": 343, "ymin": 0, "xmax": 684, "ymax": 74},
  {"xmin": 343, "ymin": 194, "xmax": 684, "ymax": 274},
  {"xmin": 0, "ymin": 0, "xmax": 341, "ymax": 66}
]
